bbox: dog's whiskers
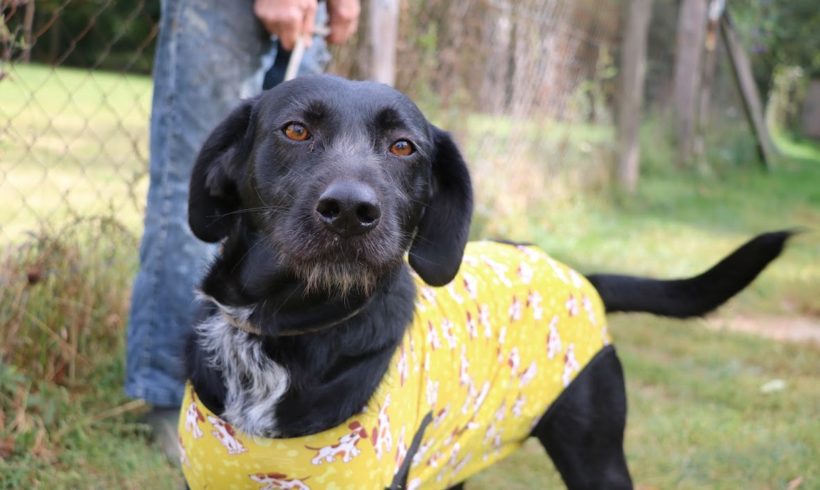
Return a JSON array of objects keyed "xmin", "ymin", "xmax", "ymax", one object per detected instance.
[{"xmin": 218, "ymin": 206, "xmax": 282, "ymax": 218}]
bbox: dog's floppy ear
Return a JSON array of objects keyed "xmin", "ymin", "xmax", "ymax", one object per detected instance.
[
  {"xmin": 409, "ymin": 127, "xmax": 473, "ymax": 286},
  {"xmin": 188, "ymin": 99, "xmax": 257, "ymax": 242}
]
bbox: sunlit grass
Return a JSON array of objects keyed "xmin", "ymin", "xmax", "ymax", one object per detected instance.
[
  {"xmin": 474, "ymin": 315, "xmax": 819, "ymax": 489},
  {"xmin": 0, "ymin": 64, "xmax": 151, "ymax": 238}
]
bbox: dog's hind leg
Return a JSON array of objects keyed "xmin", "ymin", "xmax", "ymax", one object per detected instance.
[{"xmin": 531, "ymin": 346, "xmax": 633, "ymax": 490}]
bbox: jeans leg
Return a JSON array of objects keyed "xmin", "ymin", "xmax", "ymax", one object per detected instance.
[{"xmin": 125, "ymin": 0, "xmax": 270, "ymax": 408}]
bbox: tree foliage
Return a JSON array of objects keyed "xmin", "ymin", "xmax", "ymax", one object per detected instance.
[
  {"xmin": 733, "ymin": 0, "xmax": 820, "ymax": 84},
  {"xmin": 7, "ymin": 0, "xmax": 159, "ymax": 73}
]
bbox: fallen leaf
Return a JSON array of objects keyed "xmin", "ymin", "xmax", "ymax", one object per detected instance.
[
  {"xmin": 760, "ymin": 379, "xmax": 786, "ymax": 394},
  {"xmin": 787, "ymin": 476, "xmax": 803, "ymax": 490}
]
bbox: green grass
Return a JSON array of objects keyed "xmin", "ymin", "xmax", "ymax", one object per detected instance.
[
  {"xmin": 473, "ymin": 314, "xmax": 819, "ymax": 489},
  {"xmin": 617, "ymin": 316, "xmax": 817, "ymax": 489},
  {"xmin": 1, "ymin": 65, "xmax": 819, "ymax": 488},
  {"xmin": 0, "ymin": 64, "xmax": 151, "ymax": 239},
  {"xmin": 0, "ymin": 219, "xmax": 182, "ymax": 489}
]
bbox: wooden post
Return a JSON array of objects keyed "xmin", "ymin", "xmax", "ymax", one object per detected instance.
[
  {"xmin": 617, "ymin": 0, "xmax": 653, "ymax": 193},
  {"xmin": 672, "ymin": 0, "xmax": 708, "ymax": 167},
  {"xmin": 368, "ymin": 0, "xmax": 399, "ymax": 86},
  {"xmin": 694, "ymin": 0, "xmax": 725, "ymax": 168},
  {"xmin": 720, "ymin": 12, "xmax": 776, "ymax": 169},
  {"xmin": 22, "ymin": 0, "xmax": 35, "ymax": 63}
]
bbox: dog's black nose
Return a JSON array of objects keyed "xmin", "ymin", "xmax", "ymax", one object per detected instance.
[{"xmin": 316, "ymin": 181, "xmax": 381, "ymax": 236}]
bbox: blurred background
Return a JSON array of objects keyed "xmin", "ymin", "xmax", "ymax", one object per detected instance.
[{"xmin": 1, "ymin": 0, "xmax": 818, "ymax": 488}]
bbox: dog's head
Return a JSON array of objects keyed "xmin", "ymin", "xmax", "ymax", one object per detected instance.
[{"xmin": 189, "ymin": 75, "xmax": 472, "ymax": 294}]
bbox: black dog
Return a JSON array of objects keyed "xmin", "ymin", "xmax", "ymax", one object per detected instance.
[{"xmin": 182, "ymin": 75, "xmax": 790, "ymax": 489}]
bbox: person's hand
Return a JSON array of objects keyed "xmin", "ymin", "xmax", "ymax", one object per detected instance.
[
  {"xmin": 326, "ymin": 0, "xmax": 360, "ymax": 45},
  {"xmin": 254, "ymin": 0, "xmax": 318, "ymax": 50}
]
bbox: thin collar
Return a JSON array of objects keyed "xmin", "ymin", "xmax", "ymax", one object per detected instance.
[{"xmin": 219, "ymin": 305, "xmax": 367, "ymax": 337}]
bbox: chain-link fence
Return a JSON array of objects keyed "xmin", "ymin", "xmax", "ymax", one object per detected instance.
[
  {"xmin": 1, "ymin": 0, "xmax": 762, "ymax": 249},
  {"xmin": 1, "ymin": 0, "xmax": 626, "ymax": 249},
  {"xmin": 1, "ymin": 0, "xmax": 160, "ymax": 391},
  {"xmin": 333, "ymin": 0, "xmax": 623, "ymax": 236},
  {"xmin": 2, "ymin": 0, "xmax": 157, "ymax": 244}
]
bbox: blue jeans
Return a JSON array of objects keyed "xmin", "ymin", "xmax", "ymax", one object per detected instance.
[{"xmin": 125, "ymin": 0, "xmax": 330, "ymax": 408}]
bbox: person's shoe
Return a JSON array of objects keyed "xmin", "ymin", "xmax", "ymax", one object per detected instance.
[{"xmin": 142, "ymin": 406, "xmax": 180, "ymax": 463}]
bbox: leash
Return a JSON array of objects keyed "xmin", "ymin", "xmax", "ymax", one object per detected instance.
[
  {"xmin": 284, "ymin": 24, "xmax": 331, "ymax": 82},
  {"xmin": 263, "ymin": 24, "xmax": 330, "ymax": 90},
  {"xmin": 283, "ymin": 36, "xmax": 306, "ymax": 82}
]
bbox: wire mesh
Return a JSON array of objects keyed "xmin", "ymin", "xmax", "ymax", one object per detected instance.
[
  {"xmin": 331, "ymin": 0, "xmax": 621, "ymax": 236},
  {"xmin": 1, "ymin": 0, "xmax": 157, "ymax": 244},
  {"xmin": 1, "ymin": 0, "xmax": 753, "ymax": 248}
]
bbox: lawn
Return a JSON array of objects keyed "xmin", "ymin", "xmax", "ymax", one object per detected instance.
[
  {"xmin": 1, "ymin": 65, "xmax": 818, "ymax": 489},
  {"xmin": 0, "ymin": 64, "xmax": 151, "ymax": 240}
]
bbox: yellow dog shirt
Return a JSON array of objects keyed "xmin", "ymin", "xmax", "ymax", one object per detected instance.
[{"xmin": 178, "ymin": 241, "xmax": 610, "ymax": 490}]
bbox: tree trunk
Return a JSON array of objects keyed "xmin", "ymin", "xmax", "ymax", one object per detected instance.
[
  {"xmin": 721, "ymin": 13, "xmax": 776, "ymax": 168},
  {"xmin": 22, "ymin": 0, "xmax": 36, "ymax": 63},
  {"xmin": 672, "ymin": 0, "xmax": 707, "ymax": 167},
  {"xmin": 617, "ymin": 0, "xmax": 653, "ymax": 192},
  {"xmin": 800, "ymin": 80, "xmax": 820, "ymax": 140},
  {"xmin": 481, "ymin": 3, "xmax": 513, "ymax": 114}
]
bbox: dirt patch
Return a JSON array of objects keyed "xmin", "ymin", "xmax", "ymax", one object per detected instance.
[{"xmin": 707, "ymin": 315, "xmax": 820, "ymax": 345}]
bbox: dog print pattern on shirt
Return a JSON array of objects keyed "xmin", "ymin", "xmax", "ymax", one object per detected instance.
[{"xmin": 179, "ymin": 241, "xmax": 610, "ymax": 490}]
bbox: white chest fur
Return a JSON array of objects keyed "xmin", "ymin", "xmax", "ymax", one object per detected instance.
[{"xmin": 195, "ymin": 307, "xmax": 290, "ymax": 437}]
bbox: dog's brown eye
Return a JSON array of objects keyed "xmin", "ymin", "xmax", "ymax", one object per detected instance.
[
  {"xmin": 389, "ymin": 139, "xmax": 415, "ymax": 157},
  {"xmin": 284, "ymin": 123, "xmax": 310, "ymax": 141}
]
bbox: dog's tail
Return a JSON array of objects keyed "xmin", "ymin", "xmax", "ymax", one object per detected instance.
[{"xmin": 586, "ymin": 230, "xmax": 795, "ymax": 318}]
